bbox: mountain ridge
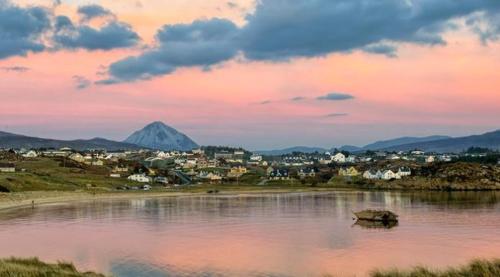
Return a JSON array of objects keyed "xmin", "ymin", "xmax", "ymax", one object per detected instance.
[
  {"xmin": 361, "ymin": 135, "xmax": 451, "ymax": 150},
  {"xmin": 380, "ymin": 130, "xmax": 500, "ymax": 152},
  {"xmin": 255, "ymin": 130, "xmax": 499, "ymax": 155},
  {"xmin": 0, "ymin": 131, "xmax": 142, "ymax": 151},
  {"xmin": 255, "ymin": 146, "xmax": 328, "ymax": 156}
]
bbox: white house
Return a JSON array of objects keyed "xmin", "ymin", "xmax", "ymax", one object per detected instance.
[
  {"xmin": 387, "ymin": 154, "xmax": 401, "ymax": 160},
  {"xmin": 91, "ymin": 160, "xmax": 104, "ymax": 166},
  {"xmin": 22, "ymin": 150, "xmax": 38, "ymax": 158},
  {"xmin": 381, "ymin": 170, "xmax": 399, "ymax": 180},
  {"xmin": 363, "ymin": 170, "xmax": 382, "ymax": 180},
  {"xmin": 426, "ymin": 156, "xmax": 436, "ymax": 163},
  {"xmin": 127, "ymin": 174, "xmax": 152, "ymax": 183},
  {"xmin": 346, "ymin": 155, "xmax": 357, "ymax": 163},
  {"xmin": 319, "ymin": 158, "xmax": 333, "ymax": 165},
  {"xmin": 332, "ymin": 153, "xmax": 346, "ymax": 163},
  {"xmin": 156, "ymin": 151, "xmax": 170, "ymax": 159},
  {"xmin": 69, "ymin": 153, "xmax": 85, "ymax": 163},
  {"xmin": 192, "ymin": 148, "xmax": 204, "ymax": 155},
  {"xmin": 398, "ymin": 167, "xmax": 412, "ymax": 177},
  {"xmin": 438, "ymin": 155, "xmax": 452, "ymax": 162},
  {"xmin": 198, "ymin": 172, "xmax": 223, "ymax": 183},
  {"xmin": 250, "ymin": 154, "xmax": 263, "ymax": 162}
]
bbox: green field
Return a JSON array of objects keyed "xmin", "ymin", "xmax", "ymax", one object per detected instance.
[
  {"xmin": 372, "ymin": 259, "xmax": 500, "ymax": 277},
  {"xmin": 0, "ymin": 257, "xmax": 105, "ymax": 277},
  {"xmin": 0, "ymin": 158, "xmax": 133, "ymax": 192}
]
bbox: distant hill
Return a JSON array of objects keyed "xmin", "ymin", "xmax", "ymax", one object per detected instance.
[
  {"xmin": 257, "ymin": 130, "xmax": 500, "ymax": 155},
  {"xmin": 255, "ymin": 146, "xmax": 328, "ymax": 156},
  {"xmin": 361, "ymin": 135, "xmax": 451, "ymax": 151},
  {"xmin": 337, "ymin": 145, "xmax": 362, "ymax": 152},
  {"xmin": 124, "ymin": 121, "xmax": 198, "ymax": 151},
  {"xmin": 0, "ymin": 131, "xmax": 142, "ymax": 151},
  {"xmin": 382, "ymin": 130, "xmax": 500, "ymax": 153}
]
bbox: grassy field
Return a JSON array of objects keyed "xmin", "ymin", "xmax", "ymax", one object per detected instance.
[
  {"xmin": 0, "ymin": 158, "xmax": 129, "ymax": 192},
  {"xmin": 0, "ymin": 257, "xmax": 105, "ymax": 277},
  {"xmin": 372, "ymin": 259, "xmax": 500, "ymax": 277}
]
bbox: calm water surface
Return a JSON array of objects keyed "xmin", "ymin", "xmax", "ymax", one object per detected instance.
[{"xmin": 0, "ymin": 191, "xmax": 499, "ymax": 276}]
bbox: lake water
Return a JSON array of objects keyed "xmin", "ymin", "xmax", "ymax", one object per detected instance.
[{"xmin": 0, "ymin": 191, "xmax": 499, "ymax": 276}]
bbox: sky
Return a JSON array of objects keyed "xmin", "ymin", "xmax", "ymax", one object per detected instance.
[{"xmin": 0, "ymin": 0, "xmax": 499, "ymax": 150}]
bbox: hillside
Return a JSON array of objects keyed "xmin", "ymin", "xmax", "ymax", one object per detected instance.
[
  {"xmin": 0, "ymin": 131, "xmax": 142, "ymax": 151},
  {"xmin": 255, "ymin": 146, "xmax": 328, "ymax": 156},
  {"xmin": 362, "ymin": 135, "xmax": 451, "ymax": 150},
  {"xmin": 382, "ymin": 130, "xmax": 500, "ymax": 153}
]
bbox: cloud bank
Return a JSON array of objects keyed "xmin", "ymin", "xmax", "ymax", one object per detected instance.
[
  {"xmin": 99, "ymin": 0, "xmax": 500, "ymax": 83},
  {"xmin": 0, "ymin": 0, "xmax": 50, "ymax": 59},
  {"xmin": 0, "ymin": 1, "xmax": 140, "ymax": 60}
]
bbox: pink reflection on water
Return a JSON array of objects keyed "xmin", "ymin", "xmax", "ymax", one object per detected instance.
[{"xmin": 0, "ymin": 192, "xmax": 499, "ymax": 276}]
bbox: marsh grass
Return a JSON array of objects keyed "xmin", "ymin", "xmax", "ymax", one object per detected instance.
[
  {"xmin": 372, "ymin": 259, "xmax": 500, "ymax": 277},
  {"xmin": 0, "ymin": 257, "xmax": 106, "ymax": 277}
]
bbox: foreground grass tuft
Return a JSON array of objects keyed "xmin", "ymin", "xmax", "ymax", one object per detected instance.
[
  {"xmin": 0, "ymin": 257, "xmax": 106, "ymax": 277},
  {"xmin": 372, "ymin": 259, "xmax": 500, "ymax": 277}
]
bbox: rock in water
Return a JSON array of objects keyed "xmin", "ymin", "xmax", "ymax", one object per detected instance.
[
  {"xmin": 124, "ymin": 121, "xmax": 199, "ymax": 151},
  {"xmin": 354, "ymin": 210, "xmax": 398, "ymax": 222}
]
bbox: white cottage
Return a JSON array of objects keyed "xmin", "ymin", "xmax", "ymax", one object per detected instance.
[
  {"xmin": 127, "ymin": 174, "xmax": 152, "ymax": 183},
  {"xmin": 22, "ymin": 150, "xmax": 38, "ymax": 158},
  {"xmin": 381, "ymin": 170, "xmax": 399, "ymax": 180},
  {"xmin": 332, "ymin": 153, "xmax": 346, "ymax": 163}
]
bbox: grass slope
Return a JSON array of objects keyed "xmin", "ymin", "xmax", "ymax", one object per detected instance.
[
  {"xmin": 0, "ymin": 158, "xmax": 127, "ymax": 192},
  {"xmin": 0, "ymin": 257, "xmax": 105, "ymax": 277},
  {"xmin": 372, "ymin": 259, "xmax": 500, "ymax": 277}
]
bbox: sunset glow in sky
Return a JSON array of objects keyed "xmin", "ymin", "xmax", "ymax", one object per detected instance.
[{"xmin": 1, "ymin": 0, "xmax": 499, "ymax": 149}]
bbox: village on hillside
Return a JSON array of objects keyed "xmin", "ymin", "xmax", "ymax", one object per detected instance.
[{"xmin": 0, "ymin": 145, "xmax": 499, "ymax": 192}]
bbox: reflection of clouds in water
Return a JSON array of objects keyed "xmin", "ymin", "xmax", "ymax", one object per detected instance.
[
  {"xmin": 1, "ymin": 191, "xmax": 498, "ymax": 225},
  {"xmin": 0, "ymin": 191, "xmax": 499, "ymax": 277},
  {"xmin": 110, "ymin": 260, "xmax": 290, "ymax": 277},
  {"xmin": 327, "ymin": 229, "xmax": 354, "ymax": 250}
]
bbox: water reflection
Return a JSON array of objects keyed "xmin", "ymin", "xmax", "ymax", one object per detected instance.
[
  {"xmin": 0, "ymin": 191, "xmax": 498, "ymax": 277},
  {"xmin": 354, "ymin": 220, "xmax": 399, "ymax": 229}
]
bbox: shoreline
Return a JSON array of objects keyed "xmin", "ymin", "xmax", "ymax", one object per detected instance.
[
  {"xmin": 1, "ymin": 185, "xmax": 498, "ymax": 214},
  {"xmin": 0, "ymin": 188, "xmax": 347, "ymax": 213}
]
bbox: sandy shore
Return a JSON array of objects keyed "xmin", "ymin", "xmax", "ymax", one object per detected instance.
[{"xmin": 0, "ymin": 188, "xmax": 342, "ymax": 213}]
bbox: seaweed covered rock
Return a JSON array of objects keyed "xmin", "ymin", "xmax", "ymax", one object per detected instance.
[{"xmin": 354, "ymin": 210, "xmax": 398, "ymax": 222}]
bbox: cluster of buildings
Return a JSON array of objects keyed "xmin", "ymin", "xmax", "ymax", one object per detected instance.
[
  {"xmin": 2, "ymin": 145, "xmax": 496, "ymax": 188},
  {"xmin": 362, "ymin": 167, "xmax": 412, "ymax": 180},
  {"xmin": 337, "ymin": 166, "xmax": 412, "ymax": 180}
]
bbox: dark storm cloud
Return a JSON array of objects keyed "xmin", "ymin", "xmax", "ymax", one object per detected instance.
[
  {"xmin": 54, "ymin": 5, "xmax": 140, "ymax": 51},
  {"xmin": 0, "ymin": 0, "xmax": 51, "ymax": 59},
  {"xmin": 239, "ymin": 0, "xmax": 500, "ymax": 60},
  {"xmin": 77, "ymin": 4, "xmax": 114, "ymax": 22},
  {"xmin": 362, "ymin": 43, "xmax": 398, "ymax": 58},
  {"xmin": 467, "ymin": 11, "xmax": 500, "ymax": 44},
  {"xmin": 317, "ymin": 93, "xmax": 355, "ymax": 101},
  {"xmin": 93, "ymin": 0, "xmax": 500, "ymax": 83},
  {"xmin": 99, "ymin": 18, "xmax": 239, "ymax": 83},
  {"xmin": 54, "ymin": 21, "xmax": 140, "ymax": 50},
  {"xmin": 54, "ymin": 15, "xmax": 73, "ymax": 31},
  {"xmin": 0, "ymin": 1, "xmax": 141, "ymax": 59}
]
